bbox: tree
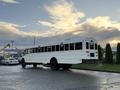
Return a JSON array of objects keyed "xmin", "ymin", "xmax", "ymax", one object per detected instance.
[
  {"xmin": 98, "ymin": 45, "xmax": 103, "ymax": 63},
  {"xmin": 105, "ymin": 43, "xmax": 113, "ymax": 64},
  {"xmin": 116, "ymin": 43, "xmax": 120, "ymax": 64}
]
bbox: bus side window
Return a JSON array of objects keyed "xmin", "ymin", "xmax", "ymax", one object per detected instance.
[
  {"xmin": 41, "ymin": 47, "xmax": 44, "ymax": 52},
  {"xmin": 86, "ymin": 42, "xmax": 89, "ymax": 49},
  {"xmin": 52, "ymin": 45, "xmax": 55, "ymax": 52},
  {"xmin": 30, "ymin": 48, "xmax": 33, "ymax": 53},
  {"xmin": 27, "ymin": 49, "xmax": 29, "ymax": 54},
  {"xmin": 24, "ymin": 50, "xmax": 27, "ymax": 54},
  {"xmin": 34, "ymin": 48, "xmax": 36, "ymax": 53},
  {"xmin": 70, "ymin": 43, "xmax": 74, "ymax": 50},
  {"xmin": 35, "ymin": 48, "xmax": 38, "ymax": 53},
  {"xmin": 38, "ymin": 47, "xmax": 41, "ymax": 53},
  {"xmin": 95, "ymin": 43, "xmax": 98, "ymax": 50},
  {"xmin": 32, "ymin": 48, "xmax": 34, "ymax": 53},
  {"xmin": 25, "ymin": 49, "xmax": 28, "ymax": 54},
  {"xmin": 65, "ymin": 44, "xmax": 69, "ymax": 51},
  {"xmin": 56, "ymin": 45, "xmax": 59, "ymax": 51},
  {"xmin": 75, "ymin": 42, "xmax": 82, "ymax": 50},
  {"xmin": 60, "ymin": 44, "xmax": 64, "ymax": 51},
  {"xmin": 24, "ymin": 50, "xmax": 26, "ymax": 54},
  {"xmin": 48, "ymin": 46, "xmax": 51, "ymax": 52},
  {"xmin": 28, "ymin": 49, "xmax": 30, "ymax": 54},
  {"xmin": 29, "ymin": 49, "xmax": 31, "ymax": 53},
  {"xmin": 45, "ymin": 46, "xmax": 47, "ymax": 52},
  {"xmin": 40, "ymin": 48, "xmax": 42, "ymax": 52}
]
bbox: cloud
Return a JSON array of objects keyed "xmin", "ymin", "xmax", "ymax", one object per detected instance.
[
  {"xmin": 109, "ymin": 40, "xmax": 120, "ymax": 44},
  {"xmin": 0, "ymin": 21, "xmax": 23, "ymax": 39},
  {"xmin": 0, "ymin": 21, "xmax": 54, "ymax": 39},
  {"xmin": 38, "ymin": 0, "xmax": 85, "ymax": 34},
  {"xmin": 85, "ymin": 16, "xmax": 120, "ymax": 30},
  {"xmin": 38, "ymin": 0, "xmax": 120, "ymax": 47},
  {"xmin": 0, "ymin": 0, "xmax": 19, "ymax": 4},
  {"xmin": 1, "ymin": 0, "xmax": 120, "ymax": 47},
  {"xmin": 69, "ymin": 16, "xmax": 120, "ymax": 47},
  {"xmin": 0, "ymin": 21, "xmax": 59, "ymax": 46}
]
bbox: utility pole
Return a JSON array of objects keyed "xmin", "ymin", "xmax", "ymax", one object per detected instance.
[{"xmin": 34, "ymin": 36, "xmax": 36, "ymax": 45}]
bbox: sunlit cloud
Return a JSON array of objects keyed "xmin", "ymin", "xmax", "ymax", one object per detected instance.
[
  {"xmin": 38, "ymin": 0, "xmax": 120, "ymax": 35},
  {"xmin": 1, "ymin": 0, "xmax": 120, "ymax": 47},
  {"xmin": 0, "ymin": 21, "xmax": 52, "ymax": 38},
  {"xmin": 38, "ymin": 0, "xmax": 85, "ymax": 34},
  {"xmin": 0, "ymin": 0, "xmax": 19, "ymax": 4},
  {"xmin": 85, "ymin": 16, "xmax": 120, "ymax": 30},
  {"xmin": 0, "ymin": 21, "xmax": 22, "ymax": 35},
  {"xmin": 109, "ymin": 40, "xmax": 120, "ymax": 44},
  {"xmin": 37, "ymin": 0, "xmax": 120, "ymax": 47}
]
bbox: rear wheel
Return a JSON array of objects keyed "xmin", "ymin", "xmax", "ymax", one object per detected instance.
[
  {"xmin": 50, "ymin": 58, "xmax": 59, "ymax": 71},
  {"xmin": 21, "ymin": 58, "xmax": 26, "ymax": 68},
  {"xmin": 33, "ymin": 64, "xmax": 37, "ymax": 68}
]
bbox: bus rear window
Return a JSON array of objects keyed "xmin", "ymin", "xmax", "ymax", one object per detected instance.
[
  {"xmin": 75, "ymin": 42, "xmax": 82, "ymax": 50},
  {"xmin": 90, "ymin": 44, "xmax": 94, "ymax": 49}
]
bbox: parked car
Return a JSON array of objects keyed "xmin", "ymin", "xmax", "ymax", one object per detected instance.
[{"xmin": 1, "ymin": 57, "xmax": 19, "ymax": 65}]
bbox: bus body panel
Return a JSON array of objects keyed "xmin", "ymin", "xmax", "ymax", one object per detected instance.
[
  {"xmin": 23, "ymin": 51, "xmax": 98, "ymax": 64},
  {"xmin": 22, "ymin": 37, "xmax": 98, "ymax": 65},
  {"xmin": 23, "ymin": 50, "xmax": 85, "ymax": 64}
]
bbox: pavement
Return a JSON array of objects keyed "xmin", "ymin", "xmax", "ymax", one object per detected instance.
[{"xmin": 0, "ymin": 65, "xmax": 120, "ymax": 90}]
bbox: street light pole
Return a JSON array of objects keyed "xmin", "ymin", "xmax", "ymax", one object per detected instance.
[{"xmin": 11, "ymin": 40, "xmax": 14, "ymax": 49}]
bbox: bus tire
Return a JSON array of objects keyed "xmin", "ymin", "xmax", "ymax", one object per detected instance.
[
  {"xmin": 50, "ymin": 58, "xmax": 59, "ymax": 71},
  {"xmin": 21, "ymin": 58, "xmax": 26, "ymax": 68},
  {"xmin": 33, "ymin": 64, "xmax": 37, "ymax": 68}
]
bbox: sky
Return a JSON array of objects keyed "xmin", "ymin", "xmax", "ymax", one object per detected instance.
[{"xmin": 0, "ymin": 0, "xmax": 120, "ymax": 48}]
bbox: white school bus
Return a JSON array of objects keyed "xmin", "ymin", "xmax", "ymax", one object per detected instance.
[{"xmin": 21, "ymin": 37, "xmax": 98, "ymax": 70}]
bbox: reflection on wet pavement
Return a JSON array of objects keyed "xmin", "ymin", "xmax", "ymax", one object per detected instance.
[{"xmin": 0, "ymin": 65, "xmax": 120, "ymax": 90}]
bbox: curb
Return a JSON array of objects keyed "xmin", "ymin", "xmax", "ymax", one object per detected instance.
[{"xmin": 71, "ymin": 67, "xmax": 120, "ymax": 73}]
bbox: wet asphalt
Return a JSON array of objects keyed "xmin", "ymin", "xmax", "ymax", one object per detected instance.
[{"xmin": 0, "ymin": 65, "xmax": 115, "ymax": 90}]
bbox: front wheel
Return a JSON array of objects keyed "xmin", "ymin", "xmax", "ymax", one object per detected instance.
[
  {"xmin": 21, "ymin": 58, "xmax": 26, "ymax": 68},
  {"xmin": 50, "ymin": 60, "xmax": 59, "ymax": 71}
]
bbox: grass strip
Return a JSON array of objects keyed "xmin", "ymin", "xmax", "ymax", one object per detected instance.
[{"xmin": 72, "ymin": 64, "xmax": 120, "ymax": 73}]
